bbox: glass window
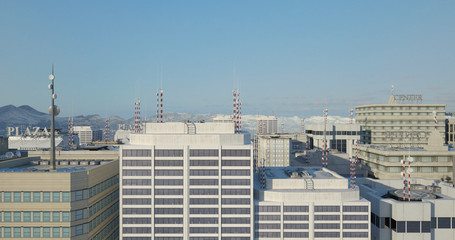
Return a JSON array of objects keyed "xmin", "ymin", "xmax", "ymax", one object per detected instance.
[
  {"xmin": 23, "ymin": 212, "xmax": 31, "ymax": 222},
  {"xmin": 4, "ymin": 212, "xmax": 11, "ymax": 222},
  {"xmin": 43, "ymin": 227, "xmax": 50, "ymax": 237},
  {"xmin": 53, "ymin": 192, "xmax": 60, "ymax": 202},
  {"xmin": 13, "ymin": 192, "xmax": 21, "ymax": 202},
  {"xmin": 14, "ymin": 212, "xmax": 21, "ymax": 222},
  {"xmin": 23, "ymin": 192, "xmax": 31, "ymax": 202},
  {"xmin": 53, "ymin": 212, "xmax": 60, "ymax": 222},
  {"xmin": 53, "ymin": 227, "xmax": 60, "ymax": 238},
  {"xmin": 62, "ymin": 212, "xmax": 70, "ymax": 222},
  {"xmin": 0, "ymin": 192, "xmax": 2, "ymax": 202},
  {"xmin": 43, "ymin": 212, "xmax": 50, "ymax": 222},
  {"xmin": 4, "ymin": 227, "xmax": 11, "ymax": 237},
  {"xmin": 14, "ymin": 227, "xmax": 21, "ymax": 238},
  {"xmin": 62, "ymin": 227, "xmax": 70, "ymax": 237},
  {"xmin": 33, "ymin": 227, "xmax": 41, "ymax": 237},
  {"xmin": 43, "ymin": 192, "xmax": 50, "ymax": 202},
  {"xmin": 4, "ymin": 192, "xmax": 11, "ymax": 202},
  {"xmin": 62, "ymin": 192, "xmax": 70, "ymax": 202},
  {"xmin": 23, "ymin": 227, "xmax": 31, "ymax": 237},
  {"xmin": 33, "ymin": 212, "xmax": 41, "ymax": 222},
  {"xmin": 33, "ymin": 192, "xmax": 40, "ymax": 202}
]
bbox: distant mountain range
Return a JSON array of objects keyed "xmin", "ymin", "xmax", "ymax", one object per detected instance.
[{"xmin": 0, "ymin": 105, "xmax": 351, "ymax": 136}]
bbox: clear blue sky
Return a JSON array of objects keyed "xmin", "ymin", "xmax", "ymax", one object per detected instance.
[{"xmin": 1, "ymin": 0, "xmax": 454, "ymax": 118}]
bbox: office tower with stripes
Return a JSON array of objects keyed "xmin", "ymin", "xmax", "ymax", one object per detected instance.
[{"xmin": 120, "ymin": 121, "xmax": 253, "ymax": 240}]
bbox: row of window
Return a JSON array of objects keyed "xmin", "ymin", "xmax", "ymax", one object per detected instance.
[
  {"xmin": 123, "ymin": 149, "xmax": 250, "ymax": 157},
  {"xmin": 88, "ymin": 201, "xmax": 119, "ymax": 234},
  {"xmin": 372, "ymin": 213, "xmax": 455, "ymax": 232},
  {"xmin": 0, "ymin": 227, "xmax": 70, "ymax": 238},
  {"xmin": 91, "ymin": 216, "xmax": 118, "ymax": 240},
  {"xmin": 0, "ymin": 211, "xmax": 69, "ymax": 222},
  {"xmin": 0, "ymin": 191, "xmax": 69, "ymax": 202},
  {"xmin": 87, "ymin": 175, "xmax": 119, "ymax": 199}
]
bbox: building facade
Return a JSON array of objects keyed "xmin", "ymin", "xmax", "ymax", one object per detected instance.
[
  {"xmin": 256, "ymin": 116, "xmax": 278, "ymax": 135},
  {"xmin": 257, "ymin": 135, "xmax": 291, "ymax": 167},
  {"xmin": 120, "ymin": 122, "xmax": 253, "ymax": 240},
  {"xmin": 306, "ymin": 124, "xmax": 362, "ymax": 157},
  {"xmin": 0, "ymin": 156, "xmax": 119, "ymax": 239},
  {"xmin": 358, "ymin": 177, "xmax": 455, "ymax": 240},
  {"xmin": 447, "ymin": 117, "xmax": 455, "ymax": 147},
  {"xmin": 73, "ymin": 126, "xmax": 93, "ymax": 146},
  {"xmin": 355, "ymin": 95, "xmax": 446, "ymax": 148},
  {"xmin": 254, "ymin": 167, "xmax": 371, "ymax": 239}
]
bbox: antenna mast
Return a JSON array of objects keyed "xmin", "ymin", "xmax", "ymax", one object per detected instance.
[
  {"xmin": 134, "ymin": 99, "xmax": 141, "ymax": 133},
  {"xmin": 104, "ymin": 118, "xmax": 110, "ymax": 142},
  {"xmin": 322, "ymin": 108, "xmax": 328, "ymax": 168}
]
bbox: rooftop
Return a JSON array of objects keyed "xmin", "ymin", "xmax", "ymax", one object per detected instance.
[{"xmin": 0, "ymin": 157, "xmax": 114, "ymax": 173}]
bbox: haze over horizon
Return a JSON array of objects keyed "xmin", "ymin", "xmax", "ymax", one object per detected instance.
[{"xmin": 1, "ymin": 1, "xmax": 454, "ymax": 118}]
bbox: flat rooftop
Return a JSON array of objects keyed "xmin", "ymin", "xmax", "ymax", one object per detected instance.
[
  {"xmin": 264, "ymin": 167, "xmax": 338, "ymax": 180},
  {"xmin": 0, "ymin": 157, "xmax": 113, "ymax": 173}
]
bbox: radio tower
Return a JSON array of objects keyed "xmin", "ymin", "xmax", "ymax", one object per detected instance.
[
  {"xmin": 134, "ymin": 99, "xmax": 141, "ymax": 133},
  {"xmin": 67, "ymin": 118, "xmax": 74, "ymax": 145},
  {"xmin": 104, "ymin": 118, "xmax": 110, "ymax": 142},
  {"xmin": 322, "ymin": 108, "xmax": 328, "ymax": 168},
  {"xmin": 401, "ymin": 155, "xmax": 407, "ymax": 201},
  {"xmin": 433, "ymin": 111, "xmax": 437, "ymax": 130},
  {"xmin": 349, "ymin": 109, "xmax": 354, "ymax": 124},
  {"xmin": 301, "ymin": 118, "xmax": 305, "ymax": 134},
  {"xmin": 156, "ymin": 89, "xmax": 164, "ymax": 123},
  {"xmin": 281, "ymin": 123, "xmax": 284, "ymax": 134},
  {"xmin": 232, "ymin": 89, "xmax": 241, "ymax": 133}
]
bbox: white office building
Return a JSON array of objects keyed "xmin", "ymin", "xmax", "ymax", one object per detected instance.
[
  {"xmin": 73, "ymin": 126, "xmax": 93, "ymax": 146},
  {"xmin": 256, "ymin": 116, "xmax": 278, "ymax": 135},
  {"xmin": 254, "ymin": 167, "xmax": 371, "ymax": 239},
  {"xmin": 120, "ymin": 122, "xmax": 253, "ymax": 240},
  {"xmin": 358, "ymin": 177, "xmax": 455, "ymax": 240}
]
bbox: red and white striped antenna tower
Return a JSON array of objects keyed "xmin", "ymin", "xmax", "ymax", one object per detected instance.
[
  {"xmin": 407, "ymin": 155, "xmax": 414, "ymax": 201},
  {"xmin": 260, "ymin": 158, "xmax": 266, "ymax": 189},
  {"xmin": 67, "ymin": 118, "xmax": 74, "ymax": 145},
  {"xmin": 350, "ymin": 109, "xmax": 354, "ymax": 124},
  {"xmin": 322, "ymin": 108, "xmax": 328, "ymax": 168},
  {"xmin": 104, "ymin": 118, "xmax": 110, "ymax": 142},
  {"xmin": 350, "ymin": 156, "xmax": 356, "ymax": 189},
  {"xmin": 401, "ymin": 155, "xmax": 407, "ymax": 201},
  {"xmin": 134, "ymin": 99, "xmax": 141, "ymax": 133},
  {"xmin": 238, "ymin": 93, "xmax": 242, "ymax": 133},
  {"xmin": 433, "ymin": 111, "xmax": 437, "ymax": 130}
]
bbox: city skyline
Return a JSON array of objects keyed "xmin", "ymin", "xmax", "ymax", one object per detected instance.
[{"xmin": 1, "ymin": 1, "xmax": 454, "ymax": 118}]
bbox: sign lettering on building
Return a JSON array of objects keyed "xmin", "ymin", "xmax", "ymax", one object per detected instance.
[
  {"xmin": 7, "ymin": 127, "xmax": 50, "ymax": 137},
  {"xmin": 393, "ymin": 94, "xmax": 423, "ymax": 104}
]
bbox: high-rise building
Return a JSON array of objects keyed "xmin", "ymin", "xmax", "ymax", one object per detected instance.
[
  {"xmin": 355, "ymin": 95, "xmax": 445, "ymax": 148},
  {"xmin": 0, "ymin": 156, "xmax": 119, "ymax": 239},
  {"xmin": 254, "ymin": 167, "xmax": 371, "ymax": 239},
  {"xmin": 257, "ymin": 135, "xmax": 291, "ymax": 167},
  {"xmin": 73, "ymin": 126, "xmax": 93, "ymax": 146},
  {"xmin": 256, "ymin": 116, "xmax": 278, "ymax": 135},
  {"xmin": 120, "ymin": 122, "xmax": 253, "ymax": 240},
  {"xmin": 447, "ymin": 117, "xmax": 455, "ymax": 147}
]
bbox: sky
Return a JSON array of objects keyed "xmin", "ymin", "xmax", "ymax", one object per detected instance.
[{"xmin": 0, "ymin": 0, "xmax": 454, "ymax": 119}]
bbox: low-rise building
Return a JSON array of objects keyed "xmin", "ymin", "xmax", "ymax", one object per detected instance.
[
  {"xmin": 73, "ymin": 126, "xmax": 93, "ymax": 146},
  {"xmin": 358, "ymin": 177, "xmax": 455, "ymax": 240},
  {"xmin": 254, "ymin": 167, "xmax": 371, "ymax": 239},
  {"xmin": 0, "ymin": 156, "xmax": 119, "ymax": 239}
]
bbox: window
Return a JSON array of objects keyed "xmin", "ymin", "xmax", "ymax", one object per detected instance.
[
  {"xmin": 33, "ymin": 192, "xmax": 40, "ymax": 202},
  {"xmin": 75, "ymin": 190, "xmax": 83, "ymax": 200},
  {"xmin": 438, "ymin": 217, "xmax": 451, "ymax": 228},
  {"xmin": 33, "ymin": 227, "xmax": 41, "ymax": 237},
  {"xmin": 43, "ymin": 192, "xmax": 50, "ymax": 202},
  {"xmin": 23, "ymin": 212, "xmax": 31, "ymax": 222},
  {"xmin": 23, "ymin": 192, "xmax": 31, "ymax": 202},
  {"xmin": 33, "ymin": 212, "xmax": 41, "ymax": 222},
  {"xmin": 4, "ymin": 227, "xmax": 11, "ymax": 237},
  {"xmin": 53, "ymin": 212, "xmax": 60, "ymax": 222},
  {"xmin": 75, "ymin": 209, "xmax": 83, "ymax": 220},
  {"xmin": 62, "ymin": 192, "xmax": 70, "ymax": 202},
  {"xmin": 62, "ymin": 227, "xmax": 70, "ymax": 237},
  {"xmin": 4, "ymin": 212, "xmax": 11, "ymax": 222},
  {"xmin": 23, "ymin": 227, "xmax": 31, "ymax": 237},
  {"xmin": 422, "ymin": 221, "xmax": 431, "ymax": 233},
  {"xmin": 53, "ymin": 192, "xmax": 60, "ymax": 202},
  {"xmin": 407, "ymin": 221, "xmax": 420, "ymax": 233},
  {"xmin": 14, "ymin": 212, "xmax": 21, "ymax": 222},
  {"xmin": 314, "ymin": 206, "xmax": 340, "ymax": 212},
  {"xmin": 43, "ymin": 227, "xmax": 50, "ymax": 237},
  {"xmin": 14, "ymin": 227, "xmax": 21, "ymax": 238},
  {"xmin": 43, "ymin": 212, "xmax": 50, "ymax": 222},
  {"xmin": 4, "ymin": 192, "xmax": 11, "ymax": 202},
  {"xmin": 53, "ymin": 227, "xmax": 60, "ymax": 238},
  {"xmin": 62, "ymin": 212, "xmax": 70, "ymax": 222},
  {"xmin": 13, "ymin": 192, "xmax": 21, "ymax": 202}
]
